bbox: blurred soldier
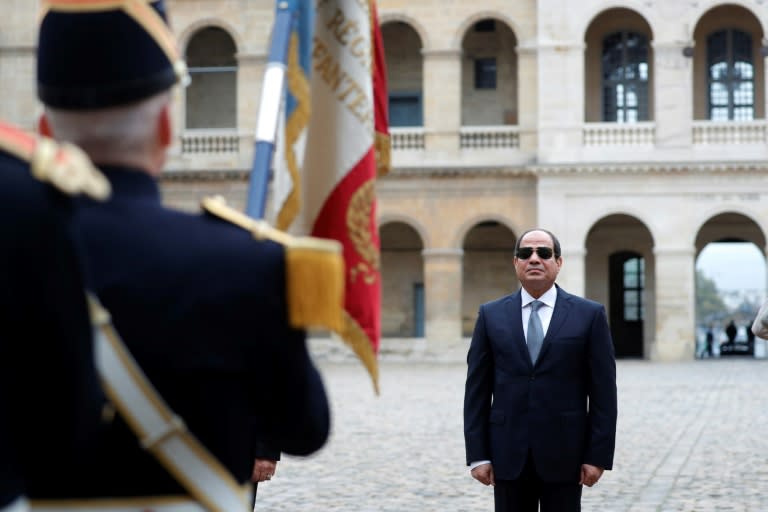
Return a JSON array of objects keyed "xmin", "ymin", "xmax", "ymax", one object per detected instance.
[
  {"xmin": 35, "ymin": 1, "xmax": 342, "ymax": 510},
  {"xmin": 0, "ymin": 122, "xmax": 110, "ymax": 511}
]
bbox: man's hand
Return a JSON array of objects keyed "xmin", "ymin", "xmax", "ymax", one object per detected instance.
[
  {"xmin": 580, "ymin": 464, "xmax": 604, "ymax": 487},
  {"xmin": 470, "ymin": 463, "xmax": 495, "ymax": 486},
  {"xmin": 252, "ymin": 458, "xmax": 278, "ymax": 483}
]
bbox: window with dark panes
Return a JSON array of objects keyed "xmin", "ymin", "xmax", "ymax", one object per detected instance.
[
  {"xmin": 388, "ymin": 93, "xmax": 423, "ymax": 126},
  {"xmin": 601, "ymin": 31, "xmax": 649, "ymax": 123},
  {"xmin": 185, "ymin": 27, "xmax": 238, "ymax": 129},
  {"xmin": 623, "ymin": 257, "xmax": 644, "ymax": 321},
  {"xmin": 474, "ymin": 58, "xmax": 497, "ymax": 90},
  {"xmin": 708, "ymin": 29, "xmax": 754, "ymax": 121}
]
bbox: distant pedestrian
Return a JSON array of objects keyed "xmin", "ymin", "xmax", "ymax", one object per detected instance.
[{"xmin": 704, "ymin": 326, "xmax": 714, "ymax": 358}]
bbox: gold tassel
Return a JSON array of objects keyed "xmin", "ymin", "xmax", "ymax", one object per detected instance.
[
  {"xmin": 339, "ymin": 312, "xmax": 380, "ymax": 394},
  {"xmin": 201, "ymin": 195, "xmax": 346, "ymax": 333},
  {"xmin": 284, "ymin": 237, "xmax": 345, "ymax": 334}
]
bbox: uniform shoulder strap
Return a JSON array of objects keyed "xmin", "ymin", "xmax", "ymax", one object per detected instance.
[
  {"xmin": 0, "ymin": 121, "xmax": 110, "ymax": 200},
  {"xmin": 201, "ymin": 195, "xmax": 344, "ymax": 333}
]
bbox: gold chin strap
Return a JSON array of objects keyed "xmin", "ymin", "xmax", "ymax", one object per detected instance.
[{"xmin": 39, "ymin": 0, "xmax": 190, "ymax": 87}]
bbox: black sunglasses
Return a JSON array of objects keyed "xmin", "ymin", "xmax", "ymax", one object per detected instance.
[{"xmin": 516, "ymin": 246, "xmax": 554, "ymax": 260}]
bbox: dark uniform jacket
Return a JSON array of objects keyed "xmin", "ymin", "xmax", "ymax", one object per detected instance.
[
  {"xmin": 464, "ymin": 286, "xmax": 617, "ymax": 482},
  {"xmin": 63, "ymin": 166, "xmax": 330, "ymax": 498},
  {"xmin": 0, "ymin": 148, "xmax": 104, "ymax": 505}
]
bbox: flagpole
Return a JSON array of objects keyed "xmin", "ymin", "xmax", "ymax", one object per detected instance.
[{"xmin": 246, "ymin": 1, "xmax": 295, "ymax": 219}]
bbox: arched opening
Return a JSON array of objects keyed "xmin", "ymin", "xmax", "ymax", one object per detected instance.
[
  {"xmin": 586, "ymin": 214, "xmax": 655, "ymax": 358},
  {"xmin": 584, "ymin": 8, "xmax": 654, "ymax": 123},
  {"xmin": 461, "ymin": 19, "xmax": 518, "ymax": 126},
  {"xmin": 694, "ymin": 212, "xmax": 766, "ymax": 357},
  {"xmin": 692, "ymin": 5, "xmax": 765, "ymax": 120},
  {"xmin": 185, "ymin": 27, "xmax": 238, "ymax": 129},
  {"xmin": 462, "ymin": 220, "xmax": 516, "ymax": 336},
  {"xmin": 382, "ymin": 21, "xmax": 424, "ymax": 127},
  {"xmin": 380, "ymin": 222, "xmax": 425, "ymax": 337}
]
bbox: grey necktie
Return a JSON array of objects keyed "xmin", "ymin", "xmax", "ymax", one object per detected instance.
[{"xmin": 527, "ymin": 300, "xmax": 545, "ymax": 363}]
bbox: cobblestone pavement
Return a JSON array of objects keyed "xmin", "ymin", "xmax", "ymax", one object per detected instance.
[{"xmin": 254, "ymin": 358, "xmax": 768, "ymax": 511}]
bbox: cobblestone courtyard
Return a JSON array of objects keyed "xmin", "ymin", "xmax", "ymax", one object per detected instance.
[{"xmin": 255, "ymin": 358, "xmax": 768, "ymax": 511}]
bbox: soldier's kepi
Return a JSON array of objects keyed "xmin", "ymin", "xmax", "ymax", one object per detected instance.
[
  {"xmin": 34, "ymin": 1, "xmax": 343, "ymax": 512},
  {"xmin": 37, "ymin": 0, "xmax": 189, "ymax": 110}
]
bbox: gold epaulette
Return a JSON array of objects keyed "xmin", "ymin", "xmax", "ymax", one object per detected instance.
[
  {"xmin": 201, "ymin": 195, "xmax": 345, "ymax": 333},
  {"xmin": 0, "ymin": 121, "xmax": 110, "ymax": 200}
]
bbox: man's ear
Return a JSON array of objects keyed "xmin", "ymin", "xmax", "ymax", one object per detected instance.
[
  {"xmin": 158, "ymin": 104, "xmax": 172, "ymax": 148},
  {"xmin": 38, "ymin": 114, "xmax": 53, "ymax": 137}
]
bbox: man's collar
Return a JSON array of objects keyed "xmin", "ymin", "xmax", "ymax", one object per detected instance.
[{"xmin": 521, "ymin": 285, "xmax": 557, "ymax": 308}]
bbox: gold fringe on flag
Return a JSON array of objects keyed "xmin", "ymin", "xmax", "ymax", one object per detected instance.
[{"xmin": 339, "ymin": 312, "xmax": 380, "ymax": 395}]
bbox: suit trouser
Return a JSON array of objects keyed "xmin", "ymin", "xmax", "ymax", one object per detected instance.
[{"xmin": 494, "ymin": 455, "xmax": 582, "ymax": 512}]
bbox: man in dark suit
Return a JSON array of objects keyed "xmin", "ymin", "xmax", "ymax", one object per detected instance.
[
  {"xmin": 35, "ymin": 1, "xmax": 339, "ymax": 509},
  {"xmin": 464, "ymin": 228, "xmax": 617, "ymax": 512},
  {"xmin": 0, "ymin": 123, "xmax": 110, "ymax": 511}
]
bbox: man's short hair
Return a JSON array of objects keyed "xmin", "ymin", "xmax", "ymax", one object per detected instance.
[{"xmin": 514, "ymin": 228, "xmax": 562, "ymax": 259}]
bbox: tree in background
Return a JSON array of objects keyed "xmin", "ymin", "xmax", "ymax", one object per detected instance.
[{"xmin": 696, "ymin": 269, "xmax": 729, "ymax": 325}]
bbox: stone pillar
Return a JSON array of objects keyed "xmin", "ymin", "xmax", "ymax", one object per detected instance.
[
  {"xmin": 559, "ymin": 247, "xmax": 586, "ymax": 298},
  {"xmin": 536, "ymin": 42, "xmax": 585, "ymax": 163},
  {"xmin": 653, "ymin": 41, "xmax": 693, "ymax": 148},
  {"xmin": 652, "ymin": 247, "xmax": 696, "ymax": 360},
  {"xmin": 516, "ymin": 41, "xmax": 538, "ymax": 153},
  {"xmin": 422, "ymin": 248, "xmax": 463, "ymax": 347},
  {"xmin": 421, "ymin": 49, "xmax": 461, "ymax": 157}
]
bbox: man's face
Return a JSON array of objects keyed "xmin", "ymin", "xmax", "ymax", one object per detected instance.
[{"xmin": 514, "ymin": 230, "xmax": 563, "ymax": 297}]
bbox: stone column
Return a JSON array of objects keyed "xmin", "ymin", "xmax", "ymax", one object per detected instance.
[
  {"xmin": 536, "ymin": 42, "xmax": 585, "ymax": 163},
  {"xmin": 516, "ymin": 41, "xmax": 538, "ymax": 153},
  {"xmin": 422, "ymin": 248, "xmax": 463, "ymax": 347},
  {"xmin": 652, "ymin": 247, "xmax": 696, "ymax": 360},
  {"xmin": 653, "ymin": 41, "xmax": 693, "ymax": 149},
  {"xmin": 559, "ymin": 247, "xmax": 586, "ymax": 297},
  {"xmin": 421, "ymin": 49, "xmax": 461, "ymax": 157}
]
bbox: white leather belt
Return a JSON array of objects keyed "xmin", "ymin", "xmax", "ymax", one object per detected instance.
[
  {"xmin": 31, "ymin": 497, "xmax": 205, "ymax": 512},
  {"xmin": 88, "ymin": 297, "xmax": 250, "ymax": 512},
  {"xmin": 1, "ymin": 497, "xmax": 29, "ymax": 512}
]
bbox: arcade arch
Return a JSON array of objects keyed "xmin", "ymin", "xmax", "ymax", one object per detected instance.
[
  {"xmin": 694, "ymin": 212, "xmax": 766, "ymax": 338},
  {"xmin": 460, "ymin": 18, "xmax": 518, "ymax": 126},
  {"xmin": 380, "ymin": 221, "xmax": 425, "ymax": 337},
  {"xmin": 585, "ymin": 214, "xmax": 655, "ymax": 358},
  {"xmin": 382, "ymin": 21, "xmax": 424, "ymax": 127},
  {"xmin": 461, "ymin": 220, "xmax": 517, "ymax": 336}
]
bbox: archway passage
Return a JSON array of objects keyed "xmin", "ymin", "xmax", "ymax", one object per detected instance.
[
  {"xmin": 462, "ymin": 221, "xmax": 516, "ymax": 336},
  {"xmin": 695, "ymin": 212, "xmax": 767, "ymax": 357},
  {"xmin": 380, "ymin": 221, "xmax": 425, "ymax": 337},
  {"xmin": 586, "ymin": 214, "xmax": 654, "ymax": 358}
]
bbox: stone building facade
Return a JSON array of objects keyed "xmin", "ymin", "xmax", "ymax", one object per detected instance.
[{"xmin": 4, "ymin": 0, "xmax": 768, "ymax": 359}]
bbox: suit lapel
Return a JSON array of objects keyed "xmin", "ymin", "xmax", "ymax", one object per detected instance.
[
  {"xmin": 536, "ymin": 286, "xmax": 572, "ymax": 364},
  {"xmin": 503, "ymin": 292, "xmax": 532, "ymax": 368}
]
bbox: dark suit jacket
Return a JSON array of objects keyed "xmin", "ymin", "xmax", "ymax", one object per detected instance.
[
  {"xmin": 0, "ymin": 150, "xmax": 104, "ymax": 504},
  {"xmin": 45, "ymin": 167, "xmax": 330, "ymax": 499},
  {"xmin": 464, "ymin": 285, "xmax": 617, "ymax": 483}
]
